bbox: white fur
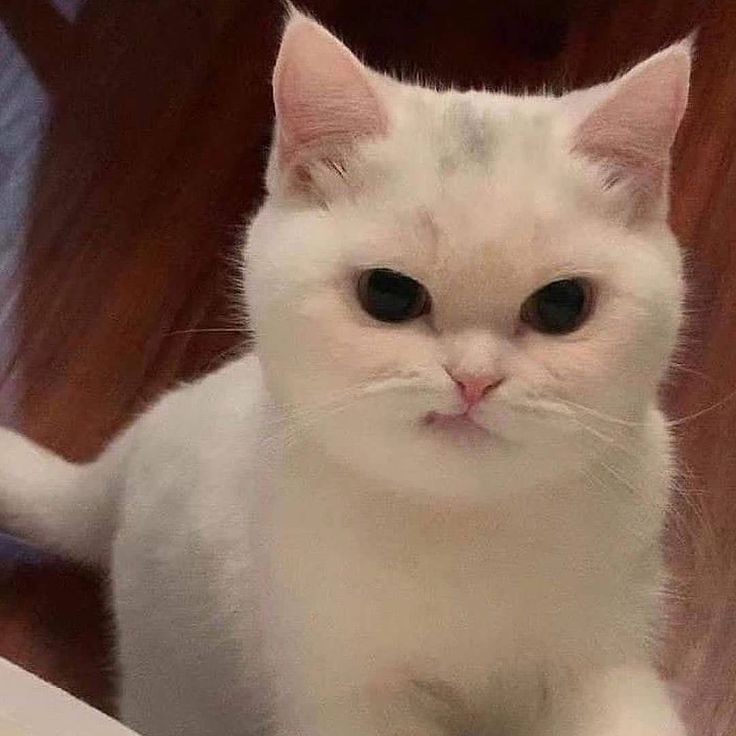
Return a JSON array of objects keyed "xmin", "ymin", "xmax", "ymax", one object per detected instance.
[{"xmin": 0, "ymin": 15, "xmax": 691, "ymax": 736}]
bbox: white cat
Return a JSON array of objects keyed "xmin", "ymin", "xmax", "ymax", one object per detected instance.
[{"xmin": 0, "ymin": 11, "xmax": 691, "ymax": 736}]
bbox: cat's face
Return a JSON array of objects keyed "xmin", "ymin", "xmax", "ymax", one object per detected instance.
[{"xmin": 246, "ymin": 15, "xmax": 689, "ymax": 500}]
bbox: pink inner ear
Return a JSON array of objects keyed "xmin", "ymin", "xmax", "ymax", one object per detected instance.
[
  {"xmin": 573, "ymin": 43, "xmax": 691, "ymax": 195},
  {"xmin": 273, "ymin": 15, "xmax": 388, "ymax": 168}
]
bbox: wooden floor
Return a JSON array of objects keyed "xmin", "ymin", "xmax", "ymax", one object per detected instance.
[{"xmin": 0, "ymin": 0, "xmax": 734, "ymax": 731}]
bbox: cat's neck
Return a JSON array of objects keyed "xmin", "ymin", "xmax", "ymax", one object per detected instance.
[{"xmin": 274, "ymin": 430, "xmax": 591, "ymax": 550}]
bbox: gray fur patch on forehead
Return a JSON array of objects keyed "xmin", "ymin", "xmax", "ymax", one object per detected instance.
[{"xmin": 437, "ymin": 98, "xmax": 494, "ymax": 173}]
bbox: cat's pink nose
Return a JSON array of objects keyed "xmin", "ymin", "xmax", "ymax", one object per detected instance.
[{"xmin": 447, "ymin": 370, "xmax": 504, "ymax": 407}]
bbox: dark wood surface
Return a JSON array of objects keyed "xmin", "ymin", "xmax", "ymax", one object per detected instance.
[{"xmin": 0, "ymin": 0, "xmax": 734, "ymax": 731}]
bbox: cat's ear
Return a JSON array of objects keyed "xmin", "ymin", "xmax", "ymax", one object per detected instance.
[
  {"xmin": 568, "ymin": 40, "xmax": 692, "ymax": 217},
  {"xmin": 268, "ymin": 11, "xmax": 388, "ymax": 197}
]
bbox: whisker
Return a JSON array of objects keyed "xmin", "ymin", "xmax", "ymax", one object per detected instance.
[
  {"xmin": 595, "ymin": 459, "xmax": 642, "ymax": 497},
  {"xmin": 667, "ymin": 362, "xmax": 716, "ymax": 385},
  {"xmin": 256, "ymin": 375, "xmax": 439, "ymax": 451},
  {"xmin": 256, "ymin": 386, "xmax": 370, "ymax": 450},
  {"xmin": 552, "ymin": 397, "xmax": 646, "ymax": 427},
  {"xmin": 166, "ymin": 327, "xmax": 251, "ymax": 336},
  {"xmin": 549, "ymin": 388, "xmax": 736, "ymax": 430},
  {"xmin": 567, "ymin": 414, "xmax": 640, "ymax": 462},
  {"xmin": 668, "ymin": 386, "xmax": 736, "ymax": 426}
]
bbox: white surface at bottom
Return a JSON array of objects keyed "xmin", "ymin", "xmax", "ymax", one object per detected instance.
[{"xmin": 0, "ymin": 657, "xmax": 139, "ymax": 736}]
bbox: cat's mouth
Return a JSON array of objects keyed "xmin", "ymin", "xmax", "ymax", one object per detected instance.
[{"xmin": 424, "ymin": 410, "xmax": 490, "ymax": 438}]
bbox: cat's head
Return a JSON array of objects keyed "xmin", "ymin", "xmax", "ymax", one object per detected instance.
[{"xmin": 246, "ymin": 12, "xmax": 690, "ymax": 501}]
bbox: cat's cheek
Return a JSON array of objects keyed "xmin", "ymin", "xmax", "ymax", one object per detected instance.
[
  {"xmin": 294, "ymin": 291, "xmax": 437, "ymax": 383},
  {"xmin": 524, "ymin": 331, "xmax": 659, "ymax": 415}
]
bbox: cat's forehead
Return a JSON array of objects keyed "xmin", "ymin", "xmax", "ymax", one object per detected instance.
[
  {"xmin": 354, "ymin": 91, "xmax": 584, "ymax": 274},
  {"xmin": 361, "ymin": 88, "xmax": 577, "ymax": 237},
  {"xmin": 435, "ymin": 97, "xmax": 496, "ymax": 172},
  {"xmin": 393, "ymin": 87, "xmax": 564, "ymax": 174}
]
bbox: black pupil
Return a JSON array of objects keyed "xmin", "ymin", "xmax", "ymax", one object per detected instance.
[
  {"xmin": 529, "ymin": 279, "xmax": 588, "ymax": 333},
  {"xmin": 359, "ymin": 269, "xmax": 427, "ymax": 323}
]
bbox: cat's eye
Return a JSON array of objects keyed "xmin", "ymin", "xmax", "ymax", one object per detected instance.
[
  {"xmin": 357, "ymin": 268, "xmax": 431, "ymax": 323},
  {"xmin": 520, "ymin": 278, "xmax": 593, "ymax": 335}
]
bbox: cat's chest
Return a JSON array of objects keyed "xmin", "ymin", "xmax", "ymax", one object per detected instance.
[{"xmin": 261, "ymin": 454, "xmax": 622, "ymax": 691}]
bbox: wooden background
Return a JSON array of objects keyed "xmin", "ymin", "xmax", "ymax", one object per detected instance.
[{"xmin": 0, "ymin": 0, "xmax": 734, "ymax": 733}]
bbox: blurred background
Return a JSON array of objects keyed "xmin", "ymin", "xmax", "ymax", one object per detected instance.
[{"xmin": 0, "ymin": 0, "xmax": 734, "ymax": 733}]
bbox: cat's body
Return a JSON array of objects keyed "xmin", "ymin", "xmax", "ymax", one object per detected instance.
[
  {"xmin": 0, "ymin": 12, "xmax": 692, "ymax": 736},
  {"xmin": 3, "ymin": 354, "xmax": 675, "ymax": 736}
]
